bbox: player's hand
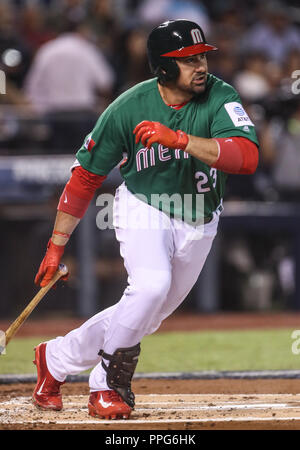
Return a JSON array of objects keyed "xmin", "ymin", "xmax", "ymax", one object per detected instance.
[
  {"xmin": 35, "ymin": 239, "xmax": 68, "ymax": 287},
  {"xmin": 133, "ymin": 120, "xmax": 189, "ymax": 150}
]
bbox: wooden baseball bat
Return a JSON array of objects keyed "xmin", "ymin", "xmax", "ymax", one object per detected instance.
[{"xmin": 0, "ymin": 264, "xmax": 68, "ymax": 353}]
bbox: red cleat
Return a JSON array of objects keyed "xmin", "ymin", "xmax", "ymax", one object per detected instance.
[
  {"xmin": 88, "ymin": 390, "xmax": 132, "ymax": 420},
  {"xmin": 32, "ymin": 342, "xmax": 64, "ymax": 411}
]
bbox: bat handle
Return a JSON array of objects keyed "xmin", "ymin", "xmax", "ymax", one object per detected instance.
[{"xmin": 58, "ymin": 263, "xmax": 68, "ymax": 277}]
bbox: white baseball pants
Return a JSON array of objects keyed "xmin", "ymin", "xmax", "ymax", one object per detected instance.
[{"xmin": 46, "ymin": 183, "xmax": 219, "ymax": 390}]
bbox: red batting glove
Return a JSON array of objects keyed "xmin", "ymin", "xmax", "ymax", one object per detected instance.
[
  {"xmin": 133, "ymin": 120, "xmax": 189, "ymax": 150},
  {"xmin": 35, "ymin": 239, "xmax": 68, "ymax": 287}
]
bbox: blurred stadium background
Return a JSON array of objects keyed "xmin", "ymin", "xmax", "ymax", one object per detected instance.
[{"xmin": 0, "ymin": 0, "xmax": 300, "ymax": 320}]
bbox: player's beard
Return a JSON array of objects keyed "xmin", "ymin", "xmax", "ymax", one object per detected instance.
[{"xmin": 177, "ymin": 72, "xmax": 208, "ymax": 96}]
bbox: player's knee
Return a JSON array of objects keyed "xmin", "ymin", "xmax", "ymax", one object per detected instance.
[
  {"xmin": 133, "ymin": 270, "xmax": 171, "ymax": 303},
  {"xmin": 118, "ymin": 270, "xmax": 171, "ymax": 332}
]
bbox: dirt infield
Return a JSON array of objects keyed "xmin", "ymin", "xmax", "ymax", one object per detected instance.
[
  {"xmin": 2, "ymin": 311, "xmax": 300, "ymax": 337},
  {"xmin": 1, "ymin": 312, "xmax": 300, "ymax": 430},
  {"xmin": 1, "ymin": 379, "xmax": 300, "ymax": 430}
]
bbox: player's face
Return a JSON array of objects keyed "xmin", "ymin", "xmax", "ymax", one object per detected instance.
[{"xmin": 175, "ymin": 53, "xmax": 208, "ymax": 95}]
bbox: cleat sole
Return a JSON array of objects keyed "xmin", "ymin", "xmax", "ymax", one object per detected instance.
[
  {"xmin": 88, "ymin": 408, "xmax": 131, "ymax": 420},
  {"xmin": 32, "ymin": 398, "xmax": 62, "ymax": 411}
]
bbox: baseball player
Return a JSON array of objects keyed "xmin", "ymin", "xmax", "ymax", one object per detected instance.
[{"xmin": 32, "ymin": 20, "xmax": 259, "ymax": 419}]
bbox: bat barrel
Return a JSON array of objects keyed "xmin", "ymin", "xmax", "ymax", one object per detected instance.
[{"xmin": 3, "ymin": 264, "xmax": 68, "ymax": 348}]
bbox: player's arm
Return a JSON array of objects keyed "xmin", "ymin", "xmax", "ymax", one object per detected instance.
[
  {"xmin": 35, "ymin": 166, "xmax": 106, "ymax": 287},
  {"xmin": 185, "ymin": 134, "xmax": 258, "ymax": 174},
  {"xmin": 133, "ymin": 121, "xmax": 258, "ymax": 175}
]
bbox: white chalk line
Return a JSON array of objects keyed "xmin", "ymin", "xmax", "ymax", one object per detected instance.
[
  {"xmin": 1, "ymin": 394, "xmax": 300, "ymax": 410},
  {"xmin": 2, "ymin": 398, "xmax": 300, "ymax": 412},
  {"xmin": 142, "ymin": 393, "xmax": 300, "ymax": 399},
  {"xmin": 2, "ymin": 393, "xmax": 300, "ymax": 403},
  {"xmin": 1, "ymin": 401, "xmax": 300, "ymax": 417},
  {"xmin": 137, "ymin": 403, "xmax": 300, "ymax": 411}
]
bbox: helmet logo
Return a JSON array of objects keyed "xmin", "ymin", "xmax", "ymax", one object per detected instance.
[{"xmin": 190, "ymin": 29, "xmax": 203, "ymax": 44}]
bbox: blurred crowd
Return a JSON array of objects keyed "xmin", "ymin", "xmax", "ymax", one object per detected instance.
[{"xmin": 0, "ymin": 0, "xmax": 299, "ymax": 202}]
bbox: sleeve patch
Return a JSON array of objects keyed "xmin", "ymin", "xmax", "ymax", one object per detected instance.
[
  {"xmin": 84, "ymin": 133, "xmax": 96, "ymax": 152},
  {"xmin": 224, "ymin": 102, "xmax": 254, "ymax": 127}
]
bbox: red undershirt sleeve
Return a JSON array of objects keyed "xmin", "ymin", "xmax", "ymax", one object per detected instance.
[
  {"xmin": 212, "ymin": 136, "xmax": 259, "ymax": 175},
  {"xmin": 58, "ymin": 166, "xmax": 107, "ymax": 218}
]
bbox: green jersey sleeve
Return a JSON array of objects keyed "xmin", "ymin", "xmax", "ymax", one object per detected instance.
[
  {"xmin": 76, "ymin": 107, "xmax": 125, "ymax": 176},
  {"xmin": 209, "ymin": 82, "xmax": 259, "ymax": 146}
]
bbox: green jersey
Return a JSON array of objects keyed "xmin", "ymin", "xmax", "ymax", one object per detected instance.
[{"xmin": 76, "ymin": 74, "xmax": 259, "ymax": 223}]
